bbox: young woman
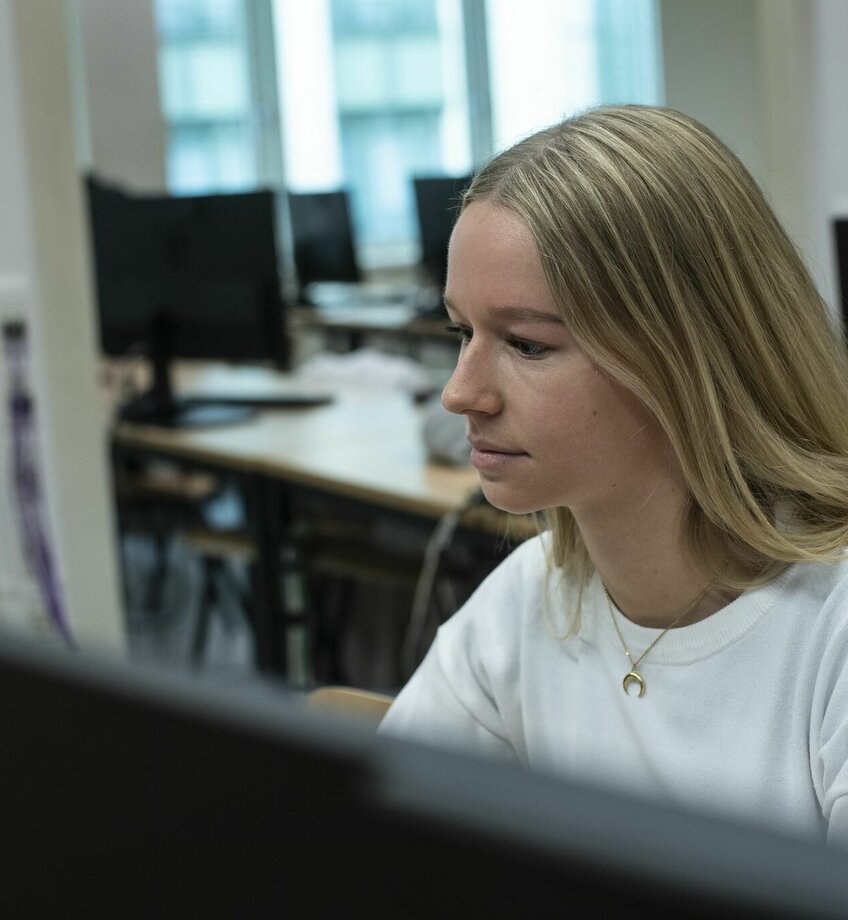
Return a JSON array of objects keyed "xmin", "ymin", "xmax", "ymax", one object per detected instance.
[{"xmin": 379, "ymin": 105, "xmax": 848, "ymax": 847}]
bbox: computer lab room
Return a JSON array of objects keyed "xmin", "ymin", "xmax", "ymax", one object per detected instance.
[{"xmin": 2, "ymin": 0, "xmax": 848, "ymax": 915}]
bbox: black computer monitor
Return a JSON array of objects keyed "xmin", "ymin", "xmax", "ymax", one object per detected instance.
[
  {"xmin": 286, "ymin": 189, "xmax": 361, "ymax": 304},
  {"xmin": 835, "ymin": 218, "xmax": 848, "ymax": 332},
  {"xmin": 412, "ymin": 173, "xmax": 473, "ymax": 313},
  {"xmin": 2, "ymin": 630, "xmax": 845, "ymax": 917},
  {"xmin": 86, "ymin": 175, "xmax": 290, "ymax": 427}
]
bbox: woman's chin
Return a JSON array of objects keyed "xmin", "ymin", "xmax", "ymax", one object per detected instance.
[{"xmin": 478, "ymin": 484, "xmax": 546, "ymax": 517}]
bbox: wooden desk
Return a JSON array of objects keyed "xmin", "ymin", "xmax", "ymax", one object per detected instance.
[
  {"xmin": 113, "ymin": 382, "xmax": 479, "ymax": 519},
  {"xmin": 110, "ymin": 366, "xmax": 501, "ymax": 677}
]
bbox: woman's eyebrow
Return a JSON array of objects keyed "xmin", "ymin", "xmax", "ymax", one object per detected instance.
[
  {"xmin": 442, "ymin": 298, "xmax": 564, "ymax": 326},
  {"xmin": 488, "ymin": 306, "xmax": 565, "ymax": 325}
]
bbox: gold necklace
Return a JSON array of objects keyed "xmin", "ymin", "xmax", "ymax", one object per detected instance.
[{"xmin": 602, "ymin": 579, "xmax": 716, "ymax": 698}]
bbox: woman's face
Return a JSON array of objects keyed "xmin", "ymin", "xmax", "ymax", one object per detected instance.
[{"xmin": 442, "ymin": 200, "xmax": 672, "ymax": 517}]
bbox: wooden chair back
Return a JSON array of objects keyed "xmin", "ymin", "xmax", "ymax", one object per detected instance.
[{"xmin": 305, "ymin": 685, "xmax": 393, "ymax": 727}]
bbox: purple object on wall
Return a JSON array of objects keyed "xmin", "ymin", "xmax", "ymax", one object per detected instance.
[{"xmin": 3, "ymin": 322, "xmax": 73, "ymax": 646}]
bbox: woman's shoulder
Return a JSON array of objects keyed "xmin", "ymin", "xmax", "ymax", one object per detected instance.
[
  {"xmin": 429, "ymin": 532, "xmax": 554, "ymax": 707},
  {"xmin": 814, "ymin": 554, "xmax": 848, "ymax": 629},
  {"xmin": 783, "ymin": 553, "xmax": 848, "ymax": 615},
  {"xmin": 771, "ymin": 555, "xmax": 848, "ymax": 657},
  {"xmin": 439, "ymin": 532, "xmax": 552, "ymax": 638}
]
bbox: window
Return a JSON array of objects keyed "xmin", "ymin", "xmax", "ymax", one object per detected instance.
[
  {"xmin": 275, "ymin": 0, "xmax": 471, "ymax": 267},
  {"xmin": 154, "ymin": 0, "xmax": 283, "ymax": 192},
  {"xmin": 485, "ymin": 0, "xmax": 660, "ymax": 152},
  {"xmin": 154, "ymin": 0, "xmax": 660, "ymax": 268}
]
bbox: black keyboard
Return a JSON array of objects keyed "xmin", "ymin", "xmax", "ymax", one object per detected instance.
[{"xmin": 187, "ymin": 393, "xmax": 334, "ymax": 409}]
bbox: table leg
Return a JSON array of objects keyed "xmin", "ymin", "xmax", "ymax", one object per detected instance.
[{"xmin": 242, "ymin": 473, "xmax": 287, "ymax": 675}]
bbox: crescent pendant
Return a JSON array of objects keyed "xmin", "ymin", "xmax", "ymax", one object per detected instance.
[{"xmin": 622, "ymin": 670, "xmax": 645, "ymax": 698}]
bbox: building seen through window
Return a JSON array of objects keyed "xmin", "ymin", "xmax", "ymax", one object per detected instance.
[{"xmin": 155, "ymin": 0, "xmax": 257, "ymax": 191}]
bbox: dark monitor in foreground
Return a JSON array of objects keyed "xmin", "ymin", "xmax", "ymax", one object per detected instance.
[
  {"xmin": 1, "ymin": 632, "xmax": 845, "ymax": 917},
  {"xmin": 287, "ymin": 189, "xmax": 361, "ymax": 304},
  {"xmin": 86, "ymin": 176, "xmax": 290, "ymax": 427},
  {"xmin": 412, "ymin": 173, "xmax": 473, "ymax": 315}
]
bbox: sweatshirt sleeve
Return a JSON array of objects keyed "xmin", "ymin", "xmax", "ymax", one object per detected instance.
[
  {"xmin": 810, "ymin": 588, "xmax": 848, "ymax": 849},
  {"xmin": 818, "ymin": 673, "xmax": 848, "ymax": 849},
  {"xmin": 378, "ymin": 633, "xmax": 520, "ymax": 764},
  {"xmin": 377, "ymin": 535, "xmax": 547, "ymax": 764}
]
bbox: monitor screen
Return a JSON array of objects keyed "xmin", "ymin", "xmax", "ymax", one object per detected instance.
[
  {"xmin": 412, "ymin": 174, "xmax": 473, "ymax": 297},
  {"xmin": 1, "ymin": 630, "xmax": 845, "ymax": 917},
  {"xmin": 835, "ymin": 218, "xmax": 848, "ymax": 331},
  {"xmin": 85, "ymin": 176, "xmax": 289, "ymax": 425},
  {"xmin": 286, "ymin": 190, "xmax": 361, "ymax": 302}
]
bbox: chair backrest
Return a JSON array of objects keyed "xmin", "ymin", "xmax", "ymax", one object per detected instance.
[{"xmin": 305, "ymin": 685, "xmax": 393, "ymax": 728}]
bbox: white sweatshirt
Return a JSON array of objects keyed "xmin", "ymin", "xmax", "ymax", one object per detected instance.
[{"xmin": 380, "ymin": 534, "xmax": 848, "ymax": 847}]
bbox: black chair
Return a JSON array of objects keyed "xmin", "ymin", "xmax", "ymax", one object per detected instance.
[
  {"xmin": 113, "ymin": 458, "xmax": 222, "ymax": 616},
  {"xmin": 181, "ymin": 527, "xmax": 257, "ymax": 667}
]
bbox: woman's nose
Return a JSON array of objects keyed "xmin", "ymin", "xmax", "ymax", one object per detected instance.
[{"xmin": 441, "ymin": 346, "xmax": 502, "ymax": 417}]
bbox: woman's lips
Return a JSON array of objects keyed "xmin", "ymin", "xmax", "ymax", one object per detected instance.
[{"xmin": 469, "ymin": 443, "xmax": 527, "ymax": 471}]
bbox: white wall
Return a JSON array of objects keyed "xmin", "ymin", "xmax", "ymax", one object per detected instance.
[
  {"xmin": 659, "ymin": 0, "xmax": 845, "ymax": 319},
  {"xmin": 0, "ymin": 0, "xmax": 123, "ymax": 650},
  {"xmin": 753, "ymin": 0, "xmax": 814, "ymax": 257},
  {"xmin": 659, "ymin": 0, "xmax": 765, "ymax": 182},
  {"xmin": 75, "ymin": 0, "xmax": 166, "ymax": 190},
  {"xmin": 809, "ymin": 0, "xmax": 848, "ymax": 313}
]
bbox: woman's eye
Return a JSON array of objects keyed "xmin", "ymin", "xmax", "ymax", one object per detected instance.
[
  {"xmin": 444, "ymin": 324, "xmax": 548, "ymax": 358},
  {"xmin": 509, "ymin": 338, "xmax": 548, "ymax": 358},
  {"xmin": 445, "ymin": 323, "xmax": 472, "ymax": 343}
]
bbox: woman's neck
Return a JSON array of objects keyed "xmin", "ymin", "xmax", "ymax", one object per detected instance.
[{"xmin": 572, "ymin": 476, "xmax": 736, "ymax": 628}]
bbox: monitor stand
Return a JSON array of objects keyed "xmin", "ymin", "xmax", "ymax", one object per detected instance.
[
  {"xmin": 118, "ymin": 316, "xmax": 256, "ymax": 429},
  {"xmin": 119, "ymin": 392, "xmax": 254, "ymax": 428}
]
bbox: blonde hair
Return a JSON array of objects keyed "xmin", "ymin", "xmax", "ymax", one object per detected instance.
[{"xmin": 462, "ymin": 105, "xmax": 848, "ymax": 615}]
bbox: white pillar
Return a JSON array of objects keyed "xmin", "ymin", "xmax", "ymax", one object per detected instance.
[{"xmin": 0, "ymin": 0, "xmax": 124, "ymax": 651}]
